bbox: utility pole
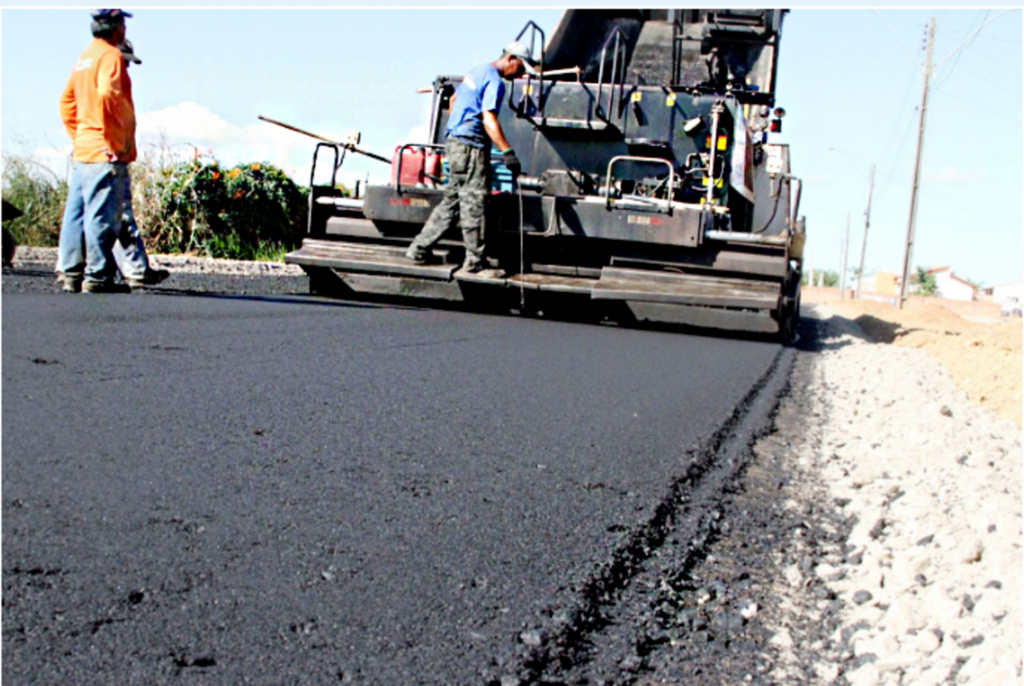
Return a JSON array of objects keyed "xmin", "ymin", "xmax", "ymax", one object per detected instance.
[
  {"xmin": 840, "ymin": 213, "xmax": 850, "ymax": 299},
  {"xmin": 899, "ymin": 18, "xmax": 935, "ymax": 309},
  {"xmin": 856, "ymin": 165, "xmax": 875, "ymax": 299}
]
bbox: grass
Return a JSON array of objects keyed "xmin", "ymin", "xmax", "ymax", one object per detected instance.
[
  {"xmin": 203, "ymin": 232, "xmax": 291, "ymax": 262},
  {"xmin": 2, "ymin": 155, "xmax": 67, "ymax": 247}
]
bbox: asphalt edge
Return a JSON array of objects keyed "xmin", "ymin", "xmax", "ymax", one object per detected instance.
[{"xmin": 490, "ymin": 343, "xmax": 798, "ymax": 685}]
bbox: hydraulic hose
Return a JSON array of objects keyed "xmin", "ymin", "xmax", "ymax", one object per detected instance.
[{"xmin": 516, "ymin": 178, "xmax": 525, "ymax": 310}]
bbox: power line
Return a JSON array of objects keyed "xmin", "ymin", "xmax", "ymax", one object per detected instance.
[
  {"xmin": 872, "ymin": 10, "xmax": 922, "ymax": 68},
  {"xmin": 936, "ymin": 59, "xmax": 1023, "ymax": 93},
  {"xmin": 875, "ymin": 21, "xmax": 933, "ymax": 207},
  {"xmin": 934, "ymin": 9, "xmax": 1018, "ymax": 71},
  {"xmin": 876, "ymin": 64, "xmax": 922, "ymax": 171},
  {"xmin": 917, "ymin": 197, "xmax": 1018, "ymax": 223},
  {"xmin": 867, "ymin": 30, "xmax": 924, "ymax": 206},
  {"xmin": 971, "ymin": 34, "xmax": 1023, "ymax": 45},
  {"xmin": 933, "ymin": 89, "xmax": 1022, "ymax": 122},
  {"xmin": 954, "ymin": 47, "xmax": 1023, "ymax": 78},
  {"xmin": 875, "ymin": 104, "xmax": 919, "ymax": 205},
  {"xmin": 931, "ymin": 10, "xmax": 989, "ymax": 91}
]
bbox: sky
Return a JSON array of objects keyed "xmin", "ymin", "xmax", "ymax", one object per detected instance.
[{"xmin": 2, "ymin": 3, "xmax": 1022, "ymax": 287}]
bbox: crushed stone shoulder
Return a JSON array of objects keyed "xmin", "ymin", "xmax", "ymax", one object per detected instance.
[{"xmin": 762, "ymin": 308, "xmax": 1022, "ymax": 685}]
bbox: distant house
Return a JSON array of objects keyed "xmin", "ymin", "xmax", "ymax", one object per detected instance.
[
  {"xmin": 991, "ymin": 280, "xmax": 1024, "ymax": 306},
  {"xmin": 851, "ymin": 267, "xmax": 984, "ymax": 301},
  {"xmin": 927, "ymin": 266, "xmax": 977, "ymax": 301},
  {"xmin": 872, "ymin": 271, "xmax": 899, "ymax": 296},
  {"xmin": 850, "ymin": 271, "xmax": 899, "ymax": 297}
]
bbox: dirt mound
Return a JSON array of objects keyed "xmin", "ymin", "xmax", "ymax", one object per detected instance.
[{"xmin": 823, "ymin": 298, "xmax": 1022, "ymax": 427}]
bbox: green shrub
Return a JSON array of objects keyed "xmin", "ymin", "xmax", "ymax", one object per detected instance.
[
  {"xmin": 146, "ymin": 159, "xmax": 307, "ymax": 259},
  {"xmin": 1, "ymin": 150, "xmax": 309, "ymax": 262},
  {"xmin": 2, "ymin": 155, "xmax": 68, "ymax": 247}
]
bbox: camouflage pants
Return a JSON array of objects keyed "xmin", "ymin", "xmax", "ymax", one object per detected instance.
[{"xmin": 408, "ymin": 137, "xmax": 490, "ymax": 267}]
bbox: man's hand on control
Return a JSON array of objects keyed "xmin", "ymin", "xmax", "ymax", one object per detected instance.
[{"xmin": 502, "ymin": 149, "xmax": 522, "ymax": 178}]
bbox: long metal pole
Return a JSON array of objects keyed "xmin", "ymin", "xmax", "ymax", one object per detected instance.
[
  {"xmin": 840, "ymin": 213, "xmax": 850, "ymax": 299},
  {"xmin": 899, "ymin": 18, "xmax": 935, "ymax": 309},
  {"xmin": 856, "ymin": 164, "xmax": 875, "ymax": 299},
  {"xmin": 258, "ymin": 115, "xmax": 392, "ymax": 164}
]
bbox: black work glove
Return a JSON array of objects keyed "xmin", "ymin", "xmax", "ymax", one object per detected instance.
[{"xmin": 502, "ymin": 149, "xmax": 522, "ymax": 179}]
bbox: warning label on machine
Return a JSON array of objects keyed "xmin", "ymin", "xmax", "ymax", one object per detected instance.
[{"xmin": 627, "ymin": 215, "xmax": 664, "ymax": 226}]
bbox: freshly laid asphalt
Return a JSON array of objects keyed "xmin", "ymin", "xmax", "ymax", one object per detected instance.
[{"xmin": 2, "ymin": 271, "xmax": 781, "ymax": 684}]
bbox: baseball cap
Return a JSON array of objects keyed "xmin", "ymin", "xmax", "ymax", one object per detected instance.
[
  {"xmin": 503, "ymin": 40, "xmax": 538, "ymax": 68},
  {"xmin": 91, "ymin": 9, "xmax": 132, "ymax": 22},
  {"xmin": 120, "ymin": 39, "xmax": 141, "ymax": 64}
]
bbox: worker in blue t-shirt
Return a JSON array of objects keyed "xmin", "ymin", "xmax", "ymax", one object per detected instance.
[{"xmin": 405, "ymin": 41, "xmax": 536, "ymax": 278}]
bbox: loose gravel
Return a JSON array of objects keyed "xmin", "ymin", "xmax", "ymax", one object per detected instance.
[
  {"xmin": 4, "ymin": 247, "xmax": 310, "ymax": 297},
  {"xmin": 10, "ymin": 246, "xmax": 305, "ymax": 277},
  {"xmin": 732, "ymin": 308, "xmax": 1022, "ymax": 686}
]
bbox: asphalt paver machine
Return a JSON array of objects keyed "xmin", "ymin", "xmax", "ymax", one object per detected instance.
[{"xmin": 285, "ymin": 8, "xmax": 805, "ymax": 339}]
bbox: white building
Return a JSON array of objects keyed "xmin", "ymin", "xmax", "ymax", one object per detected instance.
[
  {"xmin": 991, "ymin": 280, "xmax": 1024, "ymax": 306},
  {"xmin": 928, "ymin": 266, "xmax": 977, "ymax": 302}
]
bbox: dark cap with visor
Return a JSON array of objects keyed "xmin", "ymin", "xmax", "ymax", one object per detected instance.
[{"xmin": 91, "ymin": 9, "xmax": 132, "ymax": 22}]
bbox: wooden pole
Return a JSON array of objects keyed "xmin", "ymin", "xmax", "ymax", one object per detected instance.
[
  {"xmin": 840, "ymin": 213, "xmax": 850, "ymax": 299},
  {"xmin": 899, "ymin": 19, "xmax": 935, "ymax": 309},
  {"xmin": 856, "ymin": 164, "xmax": 875, "ymax": 299}
]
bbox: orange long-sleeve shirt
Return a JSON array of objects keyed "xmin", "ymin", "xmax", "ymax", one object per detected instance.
[{"xmin": 59, "ymin": 38, "xmax": 136, "ymax": 163}]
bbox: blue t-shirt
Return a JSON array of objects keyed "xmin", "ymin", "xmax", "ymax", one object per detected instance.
[{"xmin": 446, "ymin": 63, "xmax": 506, "ymax": 149}]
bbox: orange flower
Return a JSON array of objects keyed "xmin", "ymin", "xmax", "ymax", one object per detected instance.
[
  {"xmin": 251, "ymin": 164, "xmax": 261, "ymax": 171},
  {"xmin": 212, "ymin": 171, "xmax": 221, "ymax": 180}
]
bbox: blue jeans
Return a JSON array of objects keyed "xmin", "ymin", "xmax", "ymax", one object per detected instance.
[
  {"xmin": 113, "ymin": 184, "xmax": 151, "ymax": 280},
  {"xmin": 57, "ymin": 161, "xmax": 128, "ymax": 284}
]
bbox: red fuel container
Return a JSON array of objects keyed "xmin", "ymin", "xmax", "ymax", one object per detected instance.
[{"xmin": 391, "ymin": 145, "xmax": 443, "ymax": 188}]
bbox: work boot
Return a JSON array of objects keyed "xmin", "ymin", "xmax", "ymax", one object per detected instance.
[
  {"xmin": 58, "ymin": 272, "xmax": 82, "ymax": 293},
  {"xmin": 82, "ymin": 280, "xmax": 130, "ymax": 294},
  {"xmin": 404, "ymin": 246, "xmax": 438, "ymax": 265},
  {"xmin": 124, "ymin": 267, "xmax": 170, "ymax": 289},
  {"xmin": 457, "ymin": 260, "xmax": 505, "ymax": 279}
]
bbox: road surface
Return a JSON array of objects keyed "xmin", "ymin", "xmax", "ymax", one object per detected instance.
[{"xmin": 3, "ymin": 266, "xmax": 788, "ymax": 684}]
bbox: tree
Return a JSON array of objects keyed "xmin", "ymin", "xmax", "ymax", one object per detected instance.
[{"xmin": 912, "ymin": 266, "xmax": 938, "ymax": 296}]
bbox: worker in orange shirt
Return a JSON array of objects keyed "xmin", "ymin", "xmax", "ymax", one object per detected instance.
[
  {"xmin": 57, "ymin": 36, "xmax": 169, "ymax": 291},
  {"xmin": 56, "ymin": 8, "xmax": 136, "ymax": 293}
]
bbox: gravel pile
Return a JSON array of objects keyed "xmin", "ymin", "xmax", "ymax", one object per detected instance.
[{"xmin": 762, "ymin": 308, "xmax": 1022, "ymax": 685}]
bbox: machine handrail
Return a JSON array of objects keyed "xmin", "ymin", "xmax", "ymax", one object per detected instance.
[
  {"xmin": 310, "ymin": 142, "xmax": 344, "ymax": 190},
  {"xmin": 512, "ymin": 21, "xmax": 546, "ymax": 117},
  {"xmin": 308, "ymin": 142, "xmax": 345, "ymax": 234},
  {"xmin": 596, "ymin": 27, "xmax": 627, "ymax": 123},
  {"xmin": 604, "ymin": 155, "xmax": 675, "ymax": 215}
]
